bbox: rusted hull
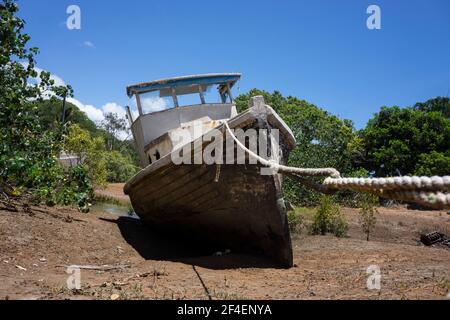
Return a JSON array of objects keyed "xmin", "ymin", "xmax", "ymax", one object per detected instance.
[{"xmin": 124, "ymin": 105, "xmax": 296, "ymax": 267}]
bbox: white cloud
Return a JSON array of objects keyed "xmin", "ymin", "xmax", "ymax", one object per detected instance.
[
  {"xmin": 83, "ymin": 41, "xmax": 95, "ymax": 48},
  {"xmin": 67, "ymin": 97, "xmax": 105, "ymax": 123},
  {"xmin": 102, "ymin": 102, "xmax": 126, "ymax": 117},
  {"xmin": 67, "ymin": 100, "xmax": 134, "ymax": 140}
]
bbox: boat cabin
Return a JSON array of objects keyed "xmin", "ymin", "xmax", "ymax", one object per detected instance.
[{"xmin": 126, "ymin": 73, "xmax": 241, "ymax": 167}]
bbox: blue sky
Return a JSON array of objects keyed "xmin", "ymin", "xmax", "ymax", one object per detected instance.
[{"xmin": 19, "ymin": 0, "xmax": 450, "ymax": 128}]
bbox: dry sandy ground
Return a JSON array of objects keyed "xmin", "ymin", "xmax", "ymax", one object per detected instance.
[{"xmin": 0, "ymin": 199, "xmax": 449, "ymax": 300}]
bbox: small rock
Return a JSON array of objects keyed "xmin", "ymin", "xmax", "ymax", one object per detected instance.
[
  {"xmin": 16, "ymin": 265, "xmax": 27, "ymax": 271},
  {"xmin": 32, "ymin": 264, "xmax": 38, "ymax": 267},
  {"xmin": 3, "ymin": 260, "xmax": 9, "ymax": 264},
  {"xmin": 110, "ymin": 294, "xmax": 120, "ymax": 300},
  {"xmin": 39, "ymin": 258, "xmax": 47, "ymax": 262}
]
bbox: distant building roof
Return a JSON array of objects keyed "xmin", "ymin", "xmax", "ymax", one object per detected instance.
[{"xmin": 126, "ymin": 73, "xmax": 241, "ymax": 97}]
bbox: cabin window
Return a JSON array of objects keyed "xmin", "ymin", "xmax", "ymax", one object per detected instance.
[
  {"xmin": 176, "ymin": 89, "xmax": 207, "ymax": 107},
  {"xmin": 139, "ymin": 91, "xmax": 174, "ymax": 113},
  {"xmin": 201, "ymin": 85, "xmax": 225, "ymax": 104},
  {"xmin": 155, "ymin": 150, "xmax": 160, "ymax": 161},
  {"xmin": 130, "ymin": 77, "xmax": 239, "ymax": 116},
  {"xmin": 148, "ymin": 155, "xmax": 152, "ymax": 164}
]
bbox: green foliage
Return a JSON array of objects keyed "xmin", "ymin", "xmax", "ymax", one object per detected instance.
[
  {"xmin": 236, "ymin": 89, "xmax": 364, "ymax": 206},
  {"xmin": 33, "ymin": 99, "xmax": 140, "ymax": 180},
  {"xmin": 63, "ymin": 125, "xmax": 138, "ymax": 185},
  {"xmin": 105, "ymin": 151, "xmax": 139, "ymax": 183},
  {"xmin": 37, "ymin": 165, "xmax": 93, "ymax": 213},
  {"xmin": 413, "ymin": 97, "xmax": 450, "ymax": 118},
  {"xmin": 414, "ymin": 151, "xmax": 450, "ymax": 176},
  {"xmin": 32, "ymin": 98, "xmax": 99, "ymax": 135},
  {"xmin": 358, "ymin": 193, "xmax": 378, "ymax": 241},
  {"xmin": 311, "ymin": 196, "xmax": 348, "ymax": 237},
  {"xmin": 64, "ymin": 124, "xmax": 108, "ymax": 187},
  {"xmin": 0, "ymin": 0, "xmax": 92, "ymax": 211},
  {"xmin": 361, "ymin": 100, "xmax": 450, "ymax": 177}
]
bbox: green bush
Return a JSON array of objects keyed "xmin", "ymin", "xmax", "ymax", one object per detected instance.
[
  {"xmin": 358, "ymin": 193, "xmax": 378, "ymax": 241},
  {"xmin": 311, "ymin": 196, "xmax": 348, "ymax": 237},
  {"xmin": 105, "ymin": 151, "xmax": 139, "ymax": 183},
  {"xmin": 64, "ymin": 124, "xmax": 108, "ymax": 187},
  {"xmin": 414, "ymin": 151, "xmax": 450, "ymax": 176}
]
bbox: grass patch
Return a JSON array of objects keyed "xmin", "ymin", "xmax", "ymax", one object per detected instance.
[
  {"xmin": 211, "ymin": 290, "xmax": 250, "ymax": 300},
  {"xmin": 438, "ymin": 278, "xmax": 450, "ymax": 292}
]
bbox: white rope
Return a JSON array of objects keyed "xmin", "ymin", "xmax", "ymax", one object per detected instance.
[
  {"xmin": 224, "ymin": 121, "xmax": 340, "ymax": 178},
  {"xmin": 324, "ymin": 177, "xmax": 450, "ymax": 210},
  {"xmin": 324, "ymin": 176, "xmax": 450, "ymax": 192},
  {"xmin": 223, "ymin": 121, "xmax": 450, "ymax": 209}
]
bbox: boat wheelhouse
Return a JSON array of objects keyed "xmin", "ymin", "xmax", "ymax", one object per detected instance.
[{"xmin": 125, "ymin": 73, "xmax": 241, "ymax": 167}]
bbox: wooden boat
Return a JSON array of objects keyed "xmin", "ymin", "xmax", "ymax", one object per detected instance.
[{"xmin": 123, "ymin": 74, "xmax": 296, "ymax": 267}]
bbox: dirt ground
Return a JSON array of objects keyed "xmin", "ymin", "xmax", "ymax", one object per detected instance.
[{"xmin": 1, "ymin": 195, "xmax": 449, "ymax": 300}]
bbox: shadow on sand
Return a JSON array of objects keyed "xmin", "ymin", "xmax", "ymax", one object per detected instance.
[{"xmin": 100, "ymin": 216, "xmax": 279, "ymax": 270}]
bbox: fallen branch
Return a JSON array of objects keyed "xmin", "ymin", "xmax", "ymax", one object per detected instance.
[
  {"xmin": 56, "ymin": 264, "xmax": 131, "ymax": 271},
  {"xmin": 0, "ymin": 199, "xmax": 18, "ymax": 212}
]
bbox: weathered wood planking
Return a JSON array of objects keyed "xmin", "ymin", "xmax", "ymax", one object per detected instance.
[{"xmin": 124, "ymin": 104, "xmax": 295, "ymax": 267}]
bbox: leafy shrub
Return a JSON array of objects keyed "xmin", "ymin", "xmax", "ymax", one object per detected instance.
[
  {"xmin": 358, "ymin": 193, "xmax": 378, "ymax": 241},
  {"xmin": 64, "ymin": 124, "xmax": 108, "ymax": 187},
  {"xmin": 105, "ymin": 151, "xmax": 139, "ymax": 183},
  {"xmin": 414, "ymin": 151, "xmax": 450, "ymax": 176},
  {"xmin": 311, "ymin": 196, "xmax": 348, "ymax": 237}
]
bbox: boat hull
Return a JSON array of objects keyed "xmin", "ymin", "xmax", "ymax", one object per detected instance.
[{"xmin": 124, "ymin": 103, "xmax": 296, "ymax": 267}]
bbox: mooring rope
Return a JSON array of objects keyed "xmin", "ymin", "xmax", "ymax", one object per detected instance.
[
  {"xmin": 223, "ymin": 121, "xmax": 450, "ymax": 210},
  {"xmin": 223, "ymin": 121, "xmax": 340, "ymax": 178}
]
